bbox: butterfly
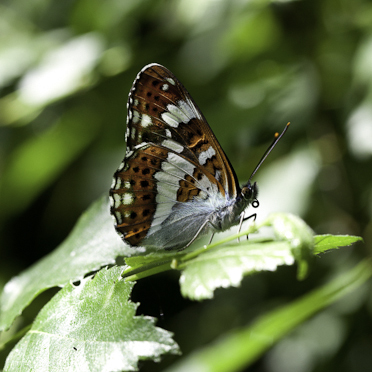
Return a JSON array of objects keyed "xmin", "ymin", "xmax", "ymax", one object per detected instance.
[{"xmin": 109, "ymin": 63, "xmax": 289, "ymax": 251}]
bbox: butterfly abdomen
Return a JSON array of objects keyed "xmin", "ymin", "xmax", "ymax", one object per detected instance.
[{"xmin": 141, "ymin": 193, "xmax": 238, "ymax": 250}]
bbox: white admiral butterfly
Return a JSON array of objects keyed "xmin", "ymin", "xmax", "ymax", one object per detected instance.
[{"xmin": 110, "ymin": 63, "xmax": 289, "ymax": 250}]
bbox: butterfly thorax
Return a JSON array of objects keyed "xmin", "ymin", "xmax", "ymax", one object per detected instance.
[{"xmin": 209, "ymin": 181, "xmax": 258, "ymax": 232}]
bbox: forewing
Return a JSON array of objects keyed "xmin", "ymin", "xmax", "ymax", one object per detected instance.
[
  {"xmin": 110, "ymin": 63, "xmax": 239, "ymax": 250},
  {"xmin": 125, "ymin": 63, "xmax": 239, "ymax": 196}
]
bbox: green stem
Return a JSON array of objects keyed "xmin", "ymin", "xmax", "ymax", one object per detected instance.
[
  {"xmin": 122, "ymin": 224, "xmax": 263, "ymax": 281},
  {"xmin": 180, "ymin": 223, "xmax": 260, "ymax": 263},
  {"xmin": 124, "ymin": 262, "xmax": 174, "ymax": 281},
  {"xmin": 122, "ymin": 258, "xmax": 175, "ymax": 279}
]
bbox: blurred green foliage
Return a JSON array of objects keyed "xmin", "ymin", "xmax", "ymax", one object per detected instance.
[{"xmin": 1, "ymin": 0, "xmax": 372, "ymax": 371}]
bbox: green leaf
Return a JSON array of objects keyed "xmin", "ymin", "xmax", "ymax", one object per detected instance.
[
  {"xmin": 0, "ymin": 196, "xmax": 134, "ymax": 332},
  {"xmin": 264, "ymin": 213, "xmax": 314, "ymax": 280},
  {"xmin": 180, "ymin": 241, "xmax": 294, "ymax": 300},
  {"xmin": 121, "ymin": 215, "xmax": 362, "ymax": 300},
  {"xmin": 178, "ymin": 213, "xmax": 318, "ymax": 300},
  {"xmin": 314, "ymin": 234, "xmax": 363, "ymax": 254},
  {"xmin": 3, "ymin": 266, "xmax": 180, "ymax": 372},
  {"xmin": 164, "ymin": 259, "xmax": 372, "ymax": 372}
]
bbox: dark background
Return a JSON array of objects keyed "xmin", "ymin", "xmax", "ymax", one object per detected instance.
[{"xmin": 1, "ymin": 0, "xmax": 372, "ymax": 371}]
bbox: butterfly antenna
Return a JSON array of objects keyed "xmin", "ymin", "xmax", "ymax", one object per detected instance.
[{"xmin": 248, "ymin": 122, "xmax": 290, "ymax": 183}]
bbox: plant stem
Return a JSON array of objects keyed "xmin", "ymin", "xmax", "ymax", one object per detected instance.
[{"xmin": 122, "ymin": 224, "xmax": 262, "ymax": 281}]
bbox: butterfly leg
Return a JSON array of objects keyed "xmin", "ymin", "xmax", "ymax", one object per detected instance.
[
  {"xmin": 237, "ymin": 212, "xmax": 257, "ymax": 242},
  {"xmin": 237, "ymin": 212, "xmax": 245, "ymax": 243},
  {"xmin": 243, "ymin": 213, "xmax": 257, "ymax": 223},
  {"xmin": 243, "ymin": 213, "xmax": 257, "ymax": 240},
  {"xmin": 208, "ymin": 233, "xmax": 215, "ymax": 245}
]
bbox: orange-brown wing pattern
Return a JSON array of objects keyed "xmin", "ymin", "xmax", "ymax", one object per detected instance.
[
  {"xmin": 125, "ymin": 64, "xmax": 239, "ymax": 197},
  {"xmin": 110, "ymin": 63, "xmax": 241, "ymax": 250}
]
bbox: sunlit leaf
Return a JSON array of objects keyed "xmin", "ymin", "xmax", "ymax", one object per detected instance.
[
  {"xmin": 314, "ymin": 234, "xmax": 363, "ymax": 255},
  {"xmin": 4, "ymin": 266, "xmax": 179, "ymax": 372},
  {"xmin": 0, "ymin": 196, "xmax": 132, "ymax": 332},
  {"xmin": 180, "ymin": 241, "xmax": 294, "ymax": 300},
  {"xmin": 265, "ymin": 213, "xmax": 314, "ymax": 280}
]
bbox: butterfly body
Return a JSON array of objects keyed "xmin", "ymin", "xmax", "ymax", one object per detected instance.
[
  {"xmin": 110, "ymin": 63, "xmax": 260, "ymax": 251},
  {"xmin": 141, "ymin": 182, "xmax": 256, "ymax": 250}
]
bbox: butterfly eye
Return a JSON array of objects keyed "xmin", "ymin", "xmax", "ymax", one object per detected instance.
[
  {"xmin": 241, "ymin": 186, "xmax": 253, "ymax": 201},
  {"xmin": 241, "ymin": 181, "xmax": 258, "ymax": 203}
]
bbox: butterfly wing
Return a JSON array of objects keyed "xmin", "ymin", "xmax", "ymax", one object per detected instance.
[{"xmin": 110, "ymin": 63, "xmax": 241, "ymax": 250}]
